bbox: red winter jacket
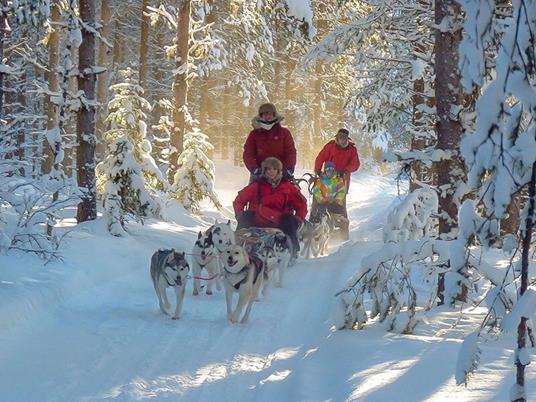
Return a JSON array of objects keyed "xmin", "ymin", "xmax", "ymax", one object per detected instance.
[
  {"xmin": 243, "ymin": 122, "xmax": 297, "ymax": 173},
  {"xmin": 233, "ymin": 179, "xmax": 307, "ymax": 227},
  {"xmin": 314, "ymin": 140, "xmax": 360, "ymax": 189}
]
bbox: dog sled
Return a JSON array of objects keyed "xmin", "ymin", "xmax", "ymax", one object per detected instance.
[
  {"xmin": 235, "ymin": 227, "xmax": 296, "ymax": 266},
  {"xmin": 302, "ymin": 173, "xmax": 350, "ymax": 241}
]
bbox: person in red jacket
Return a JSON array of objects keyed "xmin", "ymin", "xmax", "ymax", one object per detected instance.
[
  {"xmin": 233, "ymin": 157, "xmax": 307, "ymax": 257},
  {"xmin": 313, "ymin": 129, "xmax": 360, "ymax": 240},
  {"xmin": 314, "ymin": 128, "xmax": 360, "ymax": 191},
  {"xmin": 243, "ymin": 103, "xmax": 297, "ymax": 181}
]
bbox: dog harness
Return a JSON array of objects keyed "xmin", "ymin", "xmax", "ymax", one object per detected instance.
[
  {"xmin": 224, "ymin": 255, "xmax": 264, "ymax": 290},
  {"xmin": 224, "ymin": 265, "xmax": 249, "ymax": 289}
]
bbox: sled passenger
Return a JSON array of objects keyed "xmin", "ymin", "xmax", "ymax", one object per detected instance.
[
  {"xmin": 314, "ymin": 128, "xmax": 360, "ymax": 193},
  {"xmin": 312, "ymin": 129, "xmax": 360, "ymax": 240},
  {"xmin": 233, "ymin": 157, "xmax": 307, "ymax": 257},
  {"xmin": 243, "ymin": 103, "xmax": 297, "ymax": 182}
]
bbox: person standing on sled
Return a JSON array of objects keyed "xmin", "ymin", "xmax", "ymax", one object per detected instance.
[
  {"xmin": 312, "ymin": 128, "xmax": 360, "ymax": 239},
  {"xmin": 243, "ymin": 103, "xmax": 297, "ymax": 182},
  {"xmin": 233, "ymin": 157, "xmax": 307, "ymax": 258}
]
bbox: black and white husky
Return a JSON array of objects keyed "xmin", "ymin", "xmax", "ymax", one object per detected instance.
[
  {"xmin": 191, "ymin": 231, "xmax": 221, "ymax": 296},
  {"xmin": 271, "ymin": 231, "xmax": 292, "ymax": 287},
  {"xmin": 222, "ymin": 244, "xmax": 265, "ymax": 323},
  {"xmin": 207, "ymin": 219, "xmax": 235, "ymax": 253},
  {"xmin": 150, "ymin": 249, "xmax": 190, "ymax": 320}
]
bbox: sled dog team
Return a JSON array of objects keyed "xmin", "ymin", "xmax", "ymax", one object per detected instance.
[
  {"xmin": 151, "ymin": 102, "xmax": 361, "ymax": 323},
  {"xmin": 150, "ymin": 220, "xmax": 292, "ymax": 323}
]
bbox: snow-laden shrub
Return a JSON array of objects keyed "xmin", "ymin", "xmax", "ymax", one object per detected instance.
[
  {"xmin": 383, "ymin": 187, "xmax": 438, "ymax": 243},
  {"xmin": 169, "ymin": 128, "xmax": 221, "ymax": 212},
  {"xmin": 337, "ymin": 186, "xmax": 443, "ymax": 333},
  {"xmin": 99, "ymin": 137, "xmax": 159, "ymax": 236},
  {"xmin": 0, "ymin": 176, "xmax": 78, "ymax": 259},
  {"xmin": 335, "ymin": 239, "xmax": 450, "ymax": 333}
]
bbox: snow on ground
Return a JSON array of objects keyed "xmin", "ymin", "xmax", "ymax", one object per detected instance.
[{"xmin": 0, "ymin": 161, "xmax": 534, "ymax": 401}]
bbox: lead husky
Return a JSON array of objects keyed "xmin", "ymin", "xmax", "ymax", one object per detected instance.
[
  {"xmin": 150, "ymin": 249, "xmax": 190, "ymax": 320},
  {"xmin": 222, "ymin": 244, "xmax": 265, "ymax": 323},
  {"xmin": 192, "ymin": 231, "xmax": 221, "ymax": 296}
]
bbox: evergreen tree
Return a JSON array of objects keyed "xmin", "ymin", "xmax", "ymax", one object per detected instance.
[
  {"xmin": 97, "ymin": 68, "xmax": 163, "ymax": 235},
  {"xmin": 170, "ymin": 128, "xmax": 221, "ymax": 212},
  {"xmin": 100, "ymin": 137, "xmax": 157, "ymax": 236},
  {"xmin": 101, "ymin": 68, "xmax": 167, "ymax": 191}
]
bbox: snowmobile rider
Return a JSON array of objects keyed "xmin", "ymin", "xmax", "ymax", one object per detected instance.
[
  {"xmin": 233, "ymin": 157, "xmax": 307, "ymax": 257},
  {"xmin": 243, "ymin": 103, "xmax": 297, "ymax": 182},
  {"xmin": 314, "ymin": 128, "xmax": 360, "ymax": 191}
]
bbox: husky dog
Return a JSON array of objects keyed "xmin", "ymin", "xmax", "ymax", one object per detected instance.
[
  {"xmin": 208, "ymin": 219, "xmax": 236, "ymax": 253},
  {"xmin": 271, "ymin": 232, "xmax": 292, "ymax": 287},
  {"xmin": 222, "ymin": 244, "xmax": 265, "ymax": 323},
  {"xmin": 192, "ymin": 231, "xmax": 221, "ymax": 296},
  {"xmin": 150, "ymin": 249, "xmax": 190, "ymax": 320},
  {"xmin": 300, "ymin": 212, "xmax": 331, "ymax": 258},
  {"xmin": 256, "ymin": 246, "xmax": 278, "ymax": 299}
]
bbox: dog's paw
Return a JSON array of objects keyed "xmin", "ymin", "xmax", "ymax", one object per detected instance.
[
  {"xmin": 206, "ymin": 290, "xmax": 213, "ymax": 295},
  {"xmin": 192, "ymin": 289, "xmax": 199, "ymax": 296},
  {"xmin": 171, "ymin": 316, "xmax": 180, "ymax": 320},
  {"xmin": 159, "ymin": 306, "xmax": 170, "ymax": 315}
]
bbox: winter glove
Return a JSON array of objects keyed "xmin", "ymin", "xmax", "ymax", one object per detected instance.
[
  {"xmin": 285, "ymin": 169, "xmax": 294, "ymax": 179},
  {"xmin": 252, "ymin": 167, "xmax": 261, "ymax": 176}
]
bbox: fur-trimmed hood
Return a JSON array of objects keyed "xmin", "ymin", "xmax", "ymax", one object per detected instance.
[{"xmin": 251, "ymin": 114, "xmax": 284, "ymax": 130}]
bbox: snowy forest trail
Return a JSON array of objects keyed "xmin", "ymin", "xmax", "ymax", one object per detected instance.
[{"xmin": 0, "ymin": 172, "xmax": 527, "ymax": 401}]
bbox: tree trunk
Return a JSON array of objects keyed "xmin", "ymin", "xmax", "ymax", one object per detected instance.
[
  {"xmin": 43, "ymin": 1, "xmax": 61, "ymax": 174},
  {"xmin": 76, "ymin": 0, "xmax": 97, "ymax": 223},
  {"xmin": 284, "ymin": 59, "xmax": 295, "ymax": 130},
  {"xmin": 138, "ymin": 0, "xmax": 150, "ymax": 88},
  {"xmin": 502, "ymin": 193, "xmax": 522, "ymax": 235},
  {"xmin": 169, "ymin": 0, "xmax": 191, "ymax": 182},
  {"xmin": 96, "ymin": 0, "xmax": 112, "ymax": 158},
  {"xmin": 221, "ymin": 81, "xmax": 231, "ymax": 159},
  {"xmin": 410, "ymin": 76, "xmax": 426, "ymax": 192},
  {"xmin": 515, "ymin": 162, "xmax": 536, "ymax": 401},
  {"xmin": 313, "ymin": 63, "xmax": 322, "ymax": 141},
  {"xmin": 0, "ymin": 0, "xmax": 8, "ymax": 117},
  {"xmin": 434, "ymin": 0, "xmax": 465, "ymax": 303},
  {"xmin": 112, "ymin": 17, "xmax": 123, "ymax": 68},
  {"xmin": 198, "ymin": 0, "xmax": 214, "ymax": 155}
]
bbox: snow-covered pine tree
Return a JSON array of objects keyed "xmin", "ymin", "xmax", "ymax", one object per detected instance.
[
  {"xmin": 97, "ymin": 68, "xmax": 163, "ymax": 235},
  {"xmin": 101, "ymin": 67, "xmax": 167, "ymax": 191},
  {"xmin": 100, "ymin": 137, "xmax": 156, "ymax": 236},
  {"xmin": 455, "ymin": 0, "xmax": 536, "ymax": 396},
  {"xmin": 169, "ymin": 127, "xmax": 221, "ymax": 212}
]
